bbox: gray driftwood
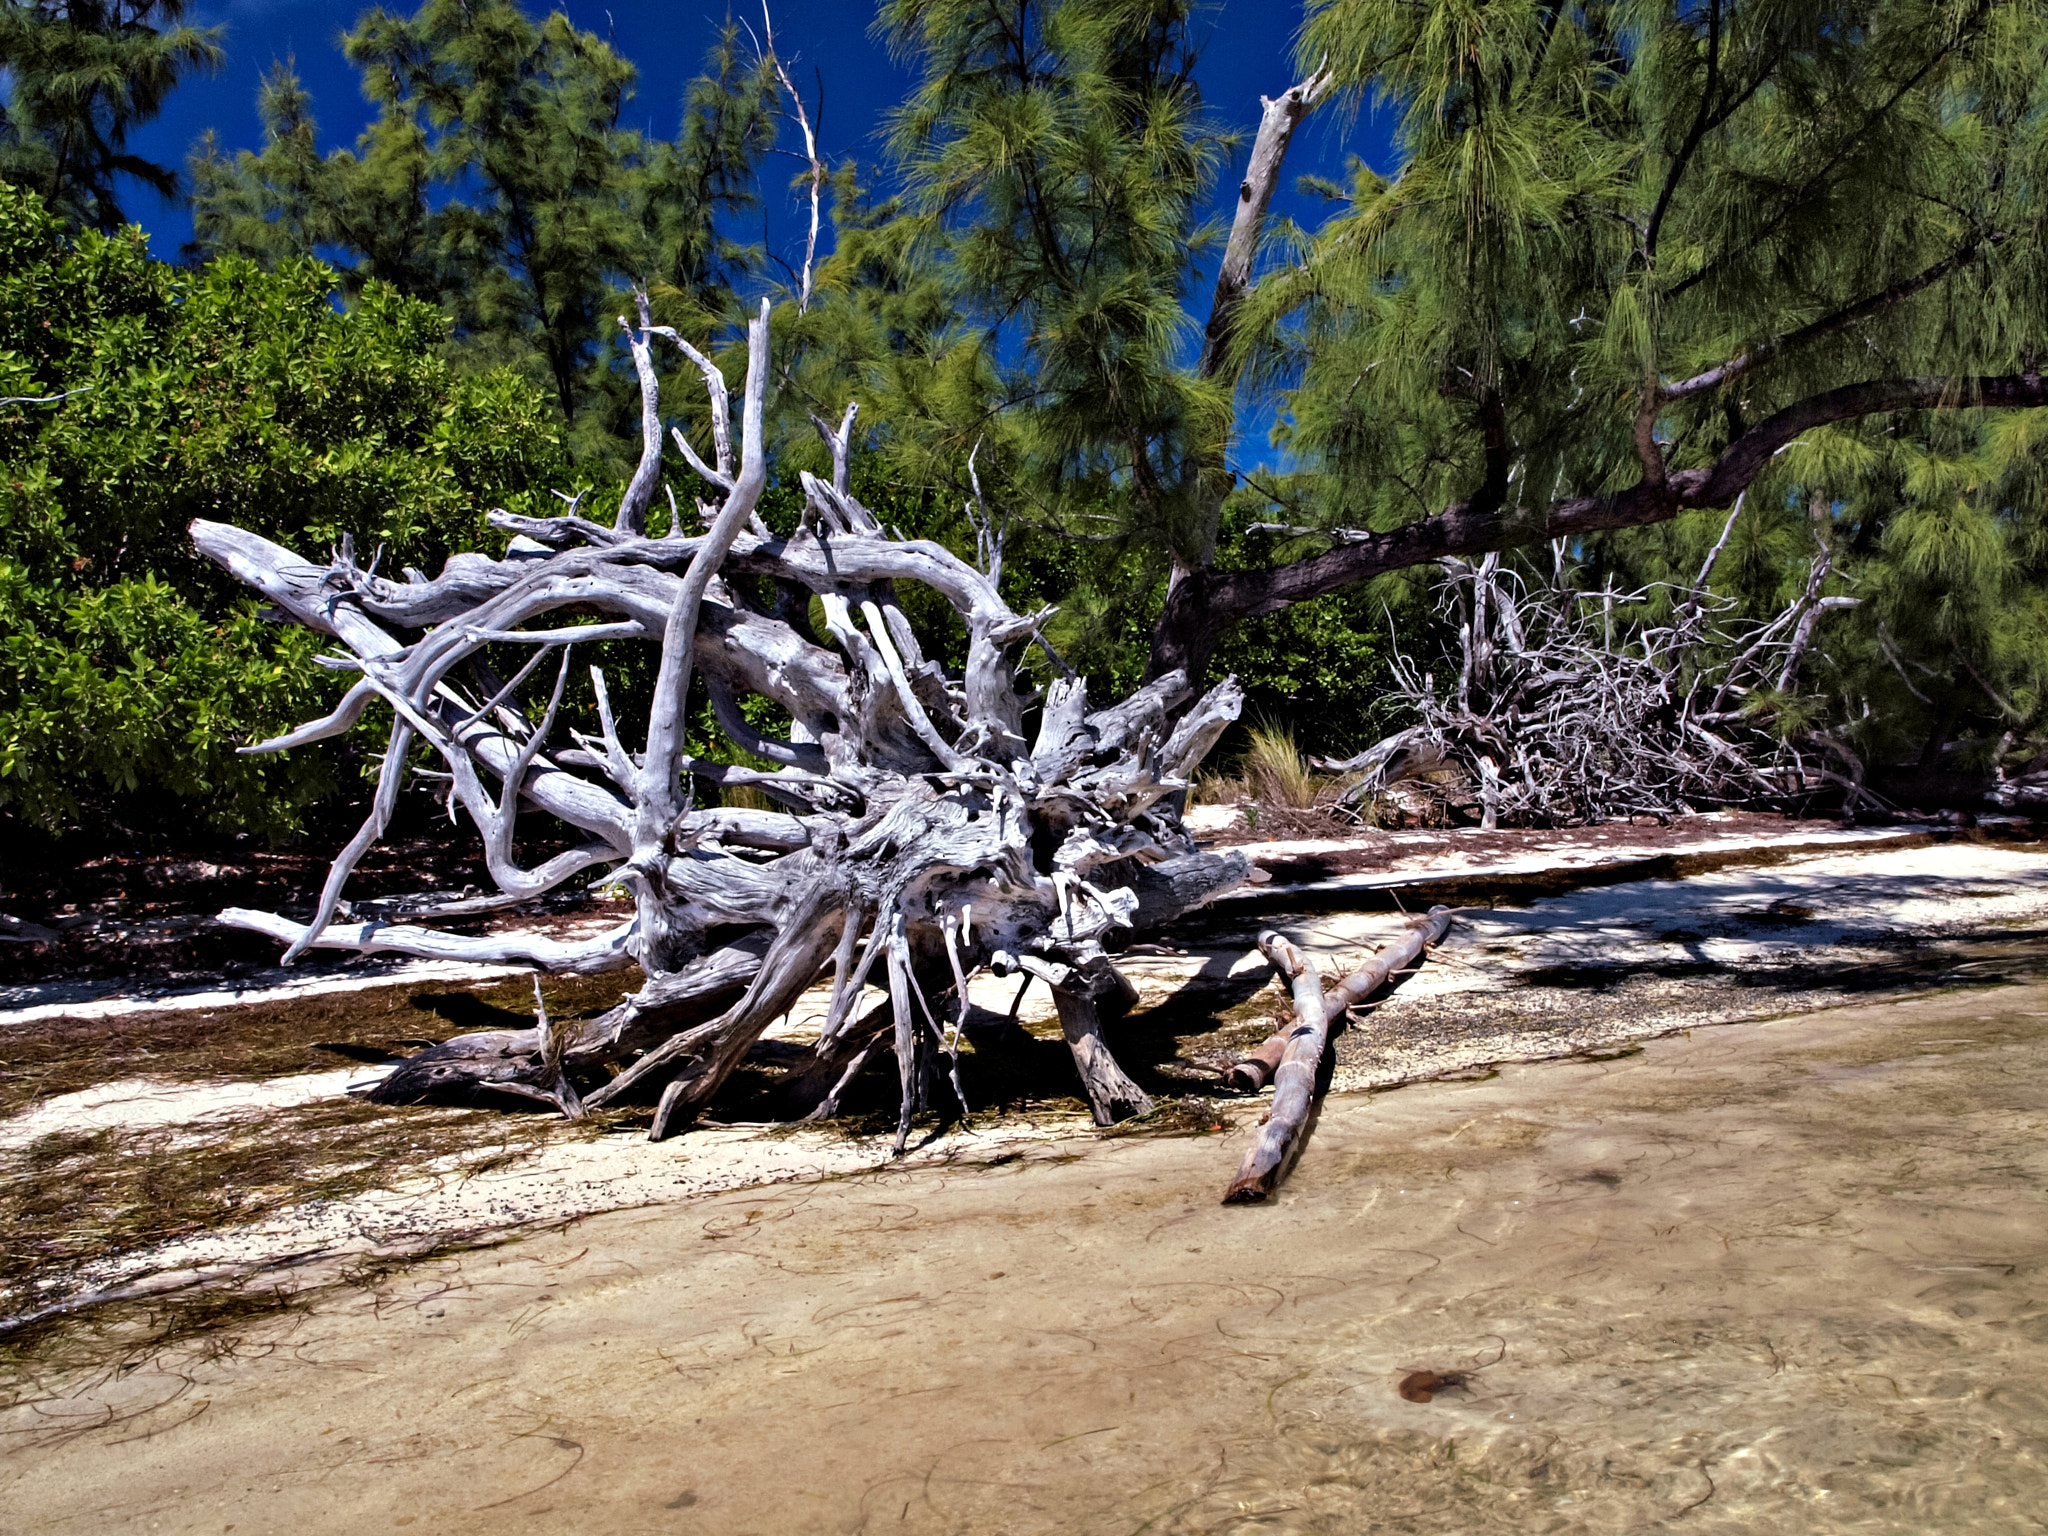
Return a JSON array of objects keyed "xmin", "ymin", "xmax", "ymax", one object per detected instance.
[
  {"xmin": 1223, "ymin": 905, "xmax": 1454, "ymax": 1203},
  {"xmin": 194, "ymin": 303, "xmax": 1249, "ymax": 1146},
  {"xmin": 1320, "ymin": 515, "xmax": 1865, "ymax": 826}
]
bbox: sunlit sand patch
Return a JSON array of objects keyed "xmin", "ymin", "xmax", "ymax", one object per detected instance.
[
  {"xmin": 5, "ymin": 834, "xmax": 2045, "ymax": 1385},
  {"xmin": 0, "ymin": 1068, "xmax": 390, "ymax": 1150}
]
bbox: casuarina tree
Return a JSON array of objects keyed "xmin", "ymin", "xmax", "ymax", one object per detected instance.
[{"xmin": 0, "ymin": 0, "xmax": 220, "ymax": 231}]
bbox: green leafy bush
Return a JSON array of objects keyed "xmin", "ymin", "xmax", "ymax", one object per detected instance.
[{"xmin": 0, "ymin": 185, "xmax": 568, "ymax": 837}]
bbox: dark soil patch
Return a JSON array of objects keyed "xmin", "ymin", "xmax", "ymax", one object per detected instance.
[
  {"xmin": 0, "ymin": 971, "xmax": 640, "ymax": 1118},
  {"xmin": 0, "ymin": 810, "xmax": 609, "ymax": 987}
]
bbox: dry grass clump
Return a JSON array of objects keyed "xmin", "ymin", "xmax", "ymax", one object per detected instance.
[
  {"xmin": 718, "ymin": 781, "xmax": 779, "ymax": 813},
  {"xmin": 1241, "ymin": 723, "xmax": 1321, "ymax": 809},
  {"xmin": 1188, "ymin": 767, "xmax": 1248, "ymax": 808},
  {"xmin": 1194, "ymin": 722, "xmax": 1373, "ymax": 834}
]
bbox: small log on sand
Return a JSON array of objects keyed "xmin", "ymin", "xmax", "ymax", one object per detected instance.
[
  {"xmin": 1223, "ymin": 905, "xmax": 1455, "ymax": 1203},
  {"xmin": 1221, "ymin": 1025, "xmax": 1291, "ymax": 1093}
]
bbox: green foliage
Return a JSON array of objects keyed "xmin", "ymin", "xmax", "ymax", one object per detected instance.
[
  {"xmin": 0, "ymin": 184, "xmax": 567, "ymax": 836},
  {"xmin": 188, "ymin": 4, "xmax": 779, "ymax": 472},
  {"xmin": 843, "ymin": 0, "xmax": 1220, "ymax": 552},
  {"xmin": 1233, "ymin": 0, "xmax": 2048, "ymax": 778},
  {"xmin": 1594, "ymin": 414, "xmax": 2048, "ymax": 780},
  {"xmin": 0, "ymin": 0, "xmax": 221, "ymax": 231},
  {"xmin": 758, "ymin": 2, "xmax": 1242, "ymax": 699},
  {"xmin": 14, "ymin": 0, "xmax": 2048, "ymax": 841},
  {"xmin": 1268, "ymin": 0, "xmax": 2039, "ymax": 523},
  {"xmin": 1211, "ymin": 585, "xmax": 1388, "ymax": 756}
]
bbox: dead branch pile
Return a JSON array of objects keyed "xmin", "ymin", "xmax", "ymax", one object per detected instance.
[
  {"xmin": 1331, "ymin": 506, "xmax": 1865, "ymax": 827},
  {"xmin": 193, "ymin": 303, "xmax": 1251, "ymax": 1145}
]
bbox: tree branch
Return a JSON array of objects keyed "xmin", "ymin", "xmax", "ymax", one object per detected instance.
[
  {"xmin": 763, "ymin": 2, "xmax": 826, "ymax": 315},
  {"xmin": 635, "ymin": 299, "xmax": 775, "ymax": 839},
  {"xmin": 1662, "ymin": 233, "xmax": 2009, "ymax": 402},
  {"xmin": 615, "ymin": 289, "xmax": 664, "ymax": 534},
  {"xmin": 1196, "ymin": 62, "xmax": 1332, "ymax": 383},
  {"xmin": 1641, "ymin": 0, "xmax": 1720, "ymax": 274},
  {"xmin": 1198, "ymin": 373, "xmax": 2048, "ymax": 633}
]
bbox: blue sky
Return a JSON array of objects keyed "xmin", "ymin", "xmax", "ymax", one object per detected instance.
[{"xmin": 120, "ymin": 0, "xmax": 1400, "ymax": 272}]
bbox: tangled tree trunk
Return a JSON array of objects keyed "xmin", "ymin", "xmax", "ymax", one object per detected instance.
[
  {"xmin": 195, "ymin": 303, "xmax": 1250, "ymax": 1145},
  {"xmin": 1326, "ymin": 510, "xmax": 1866, "ymax": 826}
]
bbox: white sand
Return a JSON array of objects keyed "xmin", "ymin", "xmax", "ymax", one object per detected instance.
[
  {"xmin": 0, "ymin": 917, "xmax": 625, "ymax": 1027},
  {"xmin": 0, "ymin": 1067, "xmax": 393, "ymax": 1151},
  {"xmin": 9, "ymin": 834, "xmax": 2045, "ymax": 1331}
]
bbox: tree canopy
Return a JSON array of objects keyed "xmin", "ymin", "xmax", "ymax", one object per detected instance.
[
  {"xmin": 0, "ymin": 183, "xmax": 566, "ymax": 836},
  {"xmin": 2, "ymin": 0, "xmax": 2046, "ymax": 838},
  {"xmin": 188, "ymin": 2, "xmax": 777, "ymax": 466},
  {"xmin": 0, "ymin": 0, "xmax": 221, "ymax": 231}
]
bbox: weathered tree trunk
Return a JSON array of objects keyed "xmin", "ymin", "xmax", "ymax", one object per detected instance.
[
  {"xmin": 1223, "ymin": 906, "xmax": 1454, "ymax": 1203},
  {"xmin": 1027, "ymin": 956, "xmax": 1152, "ymax": 1126},
  {"xmin": 193, "ymin": 305, "xmax": 1251, "ymax": 1147},
  {"xmin": 1222, "ymin": 933, "xmax": 1331, "ymax": 1203}
]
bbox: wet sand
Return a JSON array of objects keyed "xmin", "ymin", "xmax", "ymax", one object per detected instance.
[{"xmin": 7, "ymin": 979, "xmax": 2045, "ymax": 1534}]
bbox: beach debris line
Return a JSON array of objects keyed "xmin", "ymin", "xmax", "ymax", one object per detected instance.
[
  {"xmin": 1322, "ymin": 532, "xmax": 1866, "ymax": 828},
  {"xmin": 1223, "ymin": 905, "xmax": 1456, "ymax": 1203},
  {"xmin": 190, "ymin": 301, "xmax": 1253, "ymax": 1148}
]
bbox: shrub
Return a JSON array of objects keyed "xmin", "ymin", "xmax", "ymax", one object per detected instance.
[{"xmin": 0, "ymin": 186, "xmax": 569, "ymax": 837}]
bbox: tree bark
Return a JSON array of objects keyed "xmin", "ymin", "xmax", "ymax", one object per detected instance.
[
  {"xmin": 1222, "ymin": 1027, "xmax": 1290, "ymax": 1094},
  {"xmin": 1223, "ymin": 907, "xmax": 1454, "ymax": 1203},
  {"xmin": 1195, "ymin": 65, "xmax": 1333, "ymax": 384},
  {"xmin": 1150, "ymin": 65, "xmax": 1333, "ymax": 682}
]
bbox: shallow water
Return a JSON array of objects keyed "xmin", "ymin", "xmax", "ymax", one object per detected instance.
[{"xmin": 6, "ymin": 973, "xmax": 2046, "ymax": 1534}]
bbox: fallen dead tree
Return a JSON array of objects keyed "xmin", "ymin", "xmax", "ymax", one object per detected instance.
[
  {"xmin": 1223, "ymin": 905, "xmax": 1454, "ymax": 1203},
  {"xmin": 1326, "ymin": 512, "xmax": 1867, "ymax": 827},
  {"xmin": 193, "ymin": 301, "xmax": 1252, "ymax": 1146}
]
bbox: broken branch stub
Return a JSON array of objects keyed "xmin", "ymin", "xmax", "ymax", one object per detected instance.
[{"xmin": 192, "ymin": 308, "xmax": 1249, "ymax": 1144}]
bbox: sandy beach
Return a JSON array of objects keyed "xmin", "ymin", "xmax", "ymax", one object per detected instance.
[{"xmin": 4, "ymin": 821, "xmax": 2046, "ymax": 1531}]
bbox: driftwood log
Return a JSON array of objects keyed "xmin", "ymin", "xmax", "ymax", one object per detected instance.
[
  {"xmin": 1323, "ymin": 514, "xmax": 1865, "ymax": 827},
  {"xmin": 194, "ymin": 302, "xmax": 1251, "ymax": 1146},
  {"xmin": 1224, "ymin": 906, "xmax": 1454, "ymax": 1203}
]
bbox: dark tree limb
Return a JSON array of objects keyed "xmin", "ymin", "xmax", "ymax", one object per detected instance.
[{"xmin": 1151, "ymin": 372, "xmax": 2048, "ymax": 682}]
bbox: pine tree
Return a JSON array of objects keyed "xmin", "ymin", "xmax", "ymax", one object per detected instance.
[
  {"xmin": 876, "ymin": 0, "xmax": 1223, "ymax": 524},
  {"xmin": 0, "ymin": 0, "xmax": 221, "ymax": 231},
  {"xmin": 189, "ymin": 2, "xmax": 778, "ymax": 461},
  {"xmin": 1140, "ymin": 0, "xmax": 2048, "ymax": 685},
  {"xmin": 188, "ymin": 59, "xmax": 438, "ymax": 298}
]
